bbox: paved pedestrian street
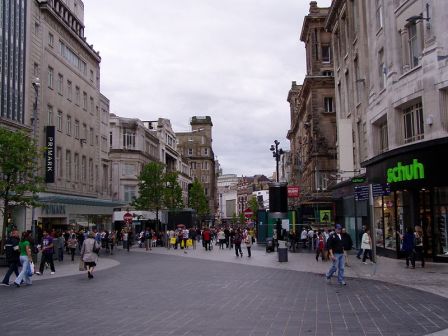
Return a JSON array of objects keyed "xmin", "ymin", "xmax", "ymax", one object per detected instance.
[{"xmin": 1, "ymin": 247, "xmax": 448, "ymax": 336}]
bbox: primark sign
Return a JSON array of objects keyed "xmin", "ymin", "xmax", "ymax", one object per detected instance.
[{"xmin": 45, "ymin": 126, "xmax": 55, "ymax": 183}]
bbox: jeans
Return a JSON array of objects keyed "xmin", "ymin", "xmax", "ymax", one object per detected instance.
[
  {"xmin": 414, "ymin": 246, "xmax": 425, "ymax": 267},
  {"xmin": 362, "ymin": 249, "xmax": 373, "ymax": 262},
  {"xmin": 2, "ymin": 261, "xmax": 19, "ymax": 284},
  {"xmin": 39, "ymin": 252, "xmax": 55, "ymax": 273},
  {"xmin": 326, "ymin": 253, "xmax": 345, "ymax": 283},
  {"xmin": 69, "ymin": 248, "xmax": 76, "ymax": 261},
  {"xmin": 235, "ymin": 243, "xmax": 242, "ymax": 256},
  {"xmin": 57, "ymin": 248, "xmax": 64, "ymax": 262},
  {"xmin": 246, "ymin": 246, "xmax": 251, "ymax": 257},
  {"xmin": 15, "ymin": 256, "xmax": 32, "ymax": 285}
]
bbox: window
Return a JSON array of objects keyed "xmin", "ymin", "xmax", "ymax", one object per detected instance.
[
  {"xmin": 322, "ymin": 70, "xmax": 333, "ymax": 76},
  {"xmin": 81, "ymin": 156, "xmax": 86, "ymax": 182},
  {"xmin": 56, "ymin": 147, "xmax": 63, "ymax": 179},
  {"xmin": 324, "ymin": 97, "xmax": 334, "ymax": 113},
  {"xmin": 65, "ymin": 150, "xmax": 71, "ymax": 180},
  {"xmin": 202, "ymin": 162, "xmax": 209, "ymax": 170},
  {"xmin": 322, "ymin": 45, "xmax": 331, "ymax": 63},
  {"xmin": 379, "ymin": 120, "xmax": 389, "ymax": 153},
  {"xmin": 89, "ymin": 127, "xmax": 94, "ymax": 145},
  {"xmin": 204, "ymin": 148, "xmax": 209, "ymax": 156},
  {"xmin": 33, "ymin": 63, "xmax": 39, "ymax": 77},
  {"xmin": 67, "ymin": 80, "xmax": 72, "ymax": 100},
  {"xmin": 74, "ymin": 120, "xmax": 80, "ymax": 139},
  {"xmin": 48, "ymin": 67, "xmax": 54, "ymax": 89},
  {"xmin": 354, "ymin": 58, "xmax": 362, "ymax": 103},
  {"xmin": 57, "ymin": 111, "xmax": 63, "ymax": 131},
  {"xmin": 188, "ymin": 148, "xmax": 193, "ymax": 156},
  {"xmin": 47, "ymin": 105, "xmax": 53, "ymax": 126},
  {"xmin": 82, "ymin": 92, "xmax": 87, "ymax": 110},
  {"xmin": 74, "ymin": 153, "xmax": 80, "ymax": 182},
  {"xmin": 75, "ymin": 86, "xmax": 80, "ymax": 105},
  {"xmin": 34, "ymin": 22, "xmax": 39, "ymax": 35},
  {"xmin": 90, "ymin": 97, "xmax": 94, "ymax": 114},
  {"xmin": 408, "ymin": 23, "xmax": 421, "ymax": 68},
  {"xmin": 48, "ymin": 32, "xmax": 54, "ymax": 47},
  {"xmin": 403, "ymin": 102, "xmax": 424, "ymax": 143},
  {"xmin": 60, "ymin": 41, "xmax": 87, "ymax": 75},
  {"xmin": 378, "ymin": 49, "xmax": 386, "ymax": 90},
  {"xmin": 82, "ymin": 124, "xmax": 87, "ymax": 140},
  {"xmin": 57, "ymin": 73, "xmax": 63, "ymax": 94},
  {"xmin": 124, "ymin": 186, "xmax": 136, "ymax": 202},
  {"xmin": 89, "ymin": 159, "xmax": 93, "ymax": 187},
  {"xmin": 90, "ymin": 70, "xmax": 94, "ymax": 82},
  {"xmin": 375, "ymin": 0, "xmax": 383, "ymax": 31},
  {"xmin": 122, "ymin": 129, "xmax": 135, "ymax": 148},
  {"xmin": 66, "ymin": 115, "xmax": 72, "ymax": 136}
]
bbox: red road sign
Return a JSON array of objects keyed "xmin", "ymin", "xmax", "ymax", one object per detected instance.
[
  {"xmin": 244, "ymin": 208, "xmax": 253, "ymax": 218},
  {"xmin": 123, "ymin": 212, "xmax": 133, "ymax": 223},
  {"xmin": 288, "ymin": 186, "xmax": 300, "ymax": 198}
]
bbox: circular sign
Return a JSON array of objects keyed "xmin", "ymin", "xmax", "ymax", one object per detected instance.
[
  {"xmin": 243, "ymin": 208, "xmax": 253, "ymax": 218},
  {"xmin": 123, "ymin": 212, "xmax": 133, "ymax": 223}
]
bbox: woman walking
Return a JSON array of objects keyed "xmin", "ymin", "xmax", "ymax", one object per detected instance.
[
  {"xmin": 14, "ymin": 232, "xmax": 33, "ymax": 287},
  {"xmin": 361, "ymin": 228, "xmax": 373, "ymax": 264},
  {"xmin": 67, "ymin": 230, "xmax": 78, "ymax": 262},
  {"xmin": 80, "ymin": 232, "xmax": 100, "ymax": 279},
  {"xmin": 244, "ymin": 230, "xmax": 252, "ymax": 257}
]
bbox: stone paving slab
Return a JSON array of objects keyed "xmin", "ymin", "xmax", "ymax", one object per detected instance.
[{"xmin": 1, "ymin": 245, "xmax": 448, "ymax": 336}]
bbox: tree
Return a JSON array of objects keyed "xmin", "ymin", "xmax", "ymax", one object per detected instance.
[
  {"xmin": 248, "ymin": 197, "xmax": 259, "ymax": 222},
  {"xmin": 188, "ymin": 179, "xmax": 208, "ymax": 226},
  {"xmin": 163, "ymin": 171, "xmax": 184, "ymax": 210},
  {"xmin": 132, "ymin": 162, "xmax": 165, "ymax": 228},
  {"xmin": 0, "ymin": 128, "xmax": 45, "ymax": 243}
]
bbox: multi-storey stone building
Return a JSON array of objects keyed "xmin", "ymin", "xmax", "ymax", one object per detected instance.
[
  {"xmin": 1, "ymin": 0, "xmax": 119, "ymax": 234},
  {"xmin": 287, "ymin": 2, "xmax": 338, "ymax": 226},
  {"xmin": 176, "ymin": 116, "xmax": 217, "ymax": 220}
]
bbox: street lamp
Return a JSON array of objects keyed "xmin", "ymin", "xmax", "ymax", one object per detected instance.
[
  {"xmin": 31, "ymin": 78, "xmax": 40, "ymax": 243},
  {"xmin": 270, "ymin": 140, "xmax": 284, "ymax": 182}
]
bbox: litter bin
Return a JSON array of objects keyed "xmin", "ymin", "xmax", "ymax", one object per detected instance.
[
  {"xmin": 278, "ymin": 247, "xmax": 288, "ymax": 262},
  {"xmin": 266, "ymin": 238, "xmax": 275, "ymax": 253}
]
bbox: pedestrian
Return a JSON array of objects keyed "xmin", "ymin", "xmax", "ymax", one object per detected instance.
[
  {"xmin": 144, "ymin": 228, "xmax": 151, "ymax": 251},
  {"xmin": 182, "ymin": 228, "xmax": 189, "ymax": 253},
  {"xmin": 217, "ymin": 228, "xmax": 225, "ymax": 249},
  {"xmin": 356, "ymin": 225, "xmax": 366, "ymax": 260},
  {"xmin": 1, "ymin": 229, "xmax": 21, "ymax": 286},
  {"xmin": 80, "ymin": 232, "xmax": 100, "ymax": 279},
  {"xmin": 301, "ymin": 228, "xmax": 308, "ymax": 248},
  {"xmin": 361, "ymin": 228, "xmax": 373, "ymax": 264},
  {"xmin": 122, "ymin": 230, "xmax": 129, "ymax": 251},
  {"xmin": 67, "ymin": 230, "xmax": 78, "ymax": 262},
  {"xmin": 234, "ymin": 229, "xmax": 243, "ymax": 257},
  {"xmin": 244, "ymin": 230, "xmax": 252, "ymax": 257},
  {"xmin": 109, "ymin": 230, "xmax": 116, "ymax": 255},
  {"xmin": 13, "ymin": 231, "xmax": 33, "ymax": 287},
  {"xmin": 55, "ymin": 232, "xmax": 65, "ymax": 262},
  {"xmin": 399, "ymin": 228, "xmax": 416, "ymax": 269},
  {"xmin": 36, "ymin": 230, "xmax": 55, "ymax": 275},
  {"xmin": 315, "ymin": 231, "xmax": 325, "ymax": 262},
  {"xmin": 189, "ymin": 227, "xmax": 197, "ymax": 250},
  {"xmin": 341, "ymin": 228, "xmax": 353, "ymax": 266},
  {"xmin": 229, "ymin": 228, "xmax": 235, "ymax": 249},
  {"xmin": 325, "ymin": 224, "xmax": 346, "ymax": 286},
  {"xmin": 202, "ymin": 227, "xmax": 211, "ymax": 251},
  {"xmin": 414, "ymin": 230, "xmax": 425, "ymax": 268}
]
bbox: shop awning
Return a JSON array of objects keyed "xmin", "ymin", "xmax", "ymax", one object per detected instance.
[{"xmin": 38, "ymin": 195, "xmax": 126, "ymax": 208}]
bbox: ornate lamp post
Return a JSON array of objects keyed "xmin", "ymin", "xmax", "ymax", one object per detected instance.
[{"xmin": 270, "ymin": 140, "xmax": 284, "ymax": 182}]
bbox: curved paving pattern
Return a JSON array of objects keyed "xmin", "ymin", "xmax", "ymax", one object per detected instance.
[{"xmin": 1, "ymin": 252, "xmax": 447, "ymax": 336}]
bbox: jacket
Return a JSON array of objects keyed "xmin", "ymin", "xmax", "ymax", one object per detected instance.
[
  {"xmin": 4, "ymin": 236, "xmax": 20, "ymax": 263},
  {"xmin": 326, "ymin": 233, "xmax": 344, "ymax": 254},
  {"xmin": 81, "ymin": 238, "xmax": 99, "ymax": 263},
  {"xmin": 401, "ymin": 233, "xmax": 415, "ymax": 252},
  {"xmin": 361, "ymin": 233, "xmax": 371, "ymax": 250}
]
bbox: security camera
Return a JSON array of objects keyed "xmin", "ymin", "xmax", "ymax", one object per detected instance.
[{"xmin": 32, "ymin": 78, "xmax": 40, "ymax": 87}]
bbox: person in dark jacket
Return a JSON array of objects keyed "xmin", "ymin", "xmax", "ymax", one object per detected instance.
[
  {"xmin": 399, "ymin": 228, "xmax": 416, "ymax": 268},
  {"xmin": 341, "ymin": 228, "xmax": 353, "ymax": 267},
  {"xmin": 325, "ymin": 224, "xmax": 347, "ymax": 286},
  {"xmin": 1, "ymin": 229, "xmax": 21, "ymax": 286}
]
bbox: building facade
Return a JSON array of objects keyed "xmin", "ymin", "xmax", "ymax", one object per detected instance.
[
  {"xmin": 361, "ymin": 0, "xmax": 448, "ymax": 261},
  {"xmin": 176, "ymin": 116, "xmax": 217, "ymax": 219},
  {"xmin": 287, "ymin": 2, "xmax": 338, "ymax": 227}
]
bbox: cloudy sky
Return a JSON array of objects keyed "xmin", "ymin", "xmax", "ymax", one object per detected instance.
[{"xmin": 84, "ymin": 0, "xmax": 332, "ymax": 177}]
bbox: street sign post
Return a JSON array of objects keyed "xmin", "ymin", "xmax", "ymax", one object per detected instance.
[{"xmin": 243, "ymin": 208, "xmax": 253, "ymax": 218}]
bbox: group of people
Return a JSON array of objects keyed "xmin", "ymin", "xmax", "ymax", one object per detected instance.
[{"xmin": 1, "ymin": 227, "xmax": 110, "ymax": 286}]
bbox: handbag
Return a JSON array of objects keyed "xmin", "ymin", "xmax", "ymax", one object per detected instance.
[
  {"xmin": 92, "ymin": 241, "xmax": 100, "ymax": 254},
  {"xmin": 79, "ymin": 259, "xmax": 85, "ymax": 271},
  {"xmin": 27, "ymin": 262, "xmax": 34, "ymax": 277}
]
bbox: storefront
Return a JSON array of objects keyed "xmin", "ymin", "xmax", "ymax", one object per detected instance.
[{"xmin": 364, "ymin": 138, "xmax": 448, "ymax": 262}]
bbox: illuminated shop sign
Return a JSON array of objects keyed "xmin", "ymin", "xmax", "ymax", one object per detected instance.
[{"xmin": 387, "ymin": 159, "xmax": 425, "ymax": 184}]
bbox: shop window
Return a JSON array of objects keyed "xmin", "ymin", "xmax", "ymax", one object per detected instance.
[{"xmin": 434, "ymin": 187, "xmax": 448, "ymax": 257}]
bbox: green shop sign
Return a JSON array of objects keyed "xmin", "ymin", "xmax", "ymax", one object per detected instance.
[{"xmin": 387, "ymin": 159, "xmax": 425, "ymax": 183}]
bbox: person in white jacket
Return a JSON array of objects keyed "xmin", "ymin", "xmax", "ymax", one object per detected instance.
[{"xmin": 361, "ymin": 228, "xmax": 373, "ymax": 264}]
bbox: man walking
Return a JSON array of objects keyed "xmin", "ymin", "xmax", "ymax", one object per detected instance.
[
  {"xmin": 36, "ymin": 230, "xmax": 55, "ymax": 275},
  {"xmin": 1, "ymin": 229, "xmax": 21, "ymax": 285},
  {"xmin": 325, "ymin": 224, "xmax": 346, "ymax": 286}
]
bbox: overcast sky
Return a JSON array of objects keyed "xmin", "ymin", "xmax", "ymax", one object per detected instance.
[{"xmin": 84, "ymin": 0, "xmax": 332, "ymax": 178}]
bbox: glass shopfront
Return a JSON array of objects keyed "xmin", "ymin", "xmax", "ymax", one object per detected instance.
[{"xmin": 434, "ymin": 187, "xmax": 448, "ymax": 257}]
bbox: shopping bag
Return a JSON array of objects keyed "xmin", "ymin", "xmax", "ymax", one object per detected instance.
[
  {"xmin": 27, "ymin": 262, "xmax": 34, "ymax": 277},
  {"xmin": 170, "ymin": 237, "xmax": 177, "ymax": 245},
  {"xmin": 79, "ymin": 259, "xmax": 85, "ymax": 271},
  {"xmin": 186, "ymin": 239, "xmax": 193, "ymax": 247},
  {"xmin": 180, "ymin": 240, "xmax": 184, "ymax": 248}
]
